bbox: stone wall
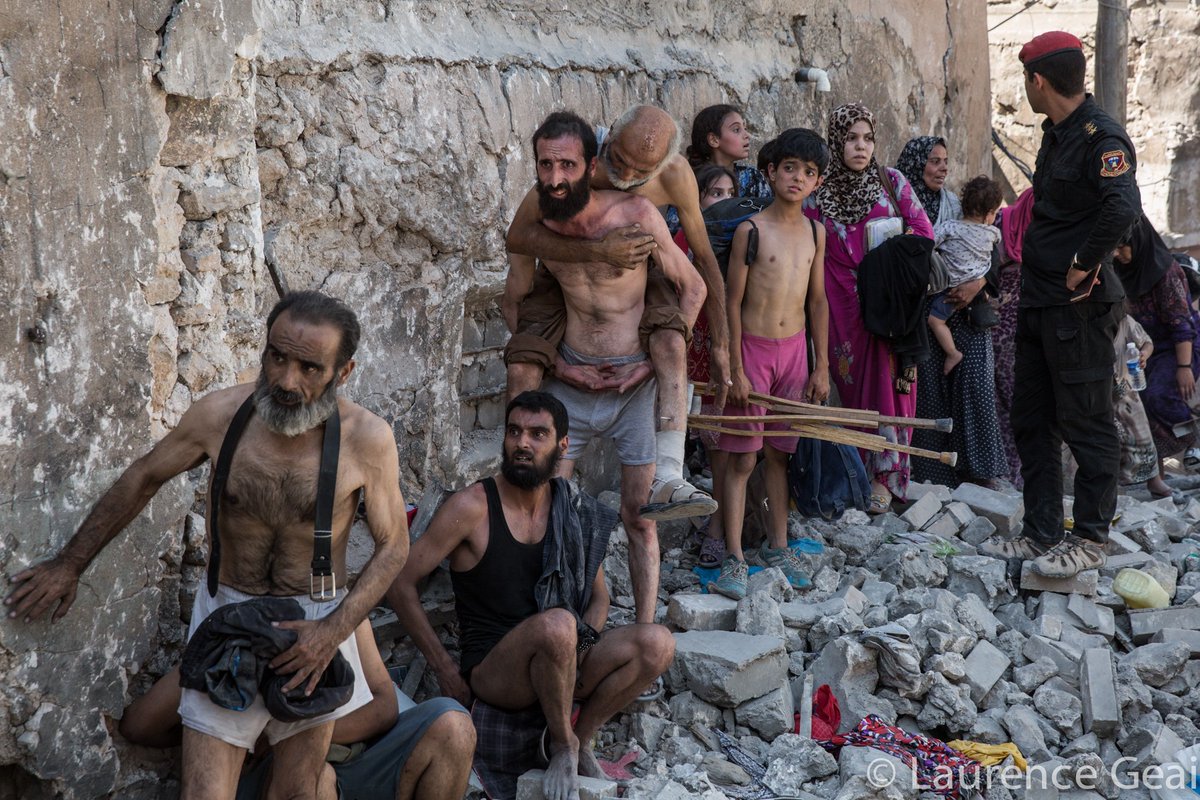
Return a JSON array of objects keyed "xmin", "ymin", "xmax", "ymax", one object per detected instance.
[
  {"xmin": 0, "ymin": 1, "xmax": 988, "ymax": 796},
  {"xmin": 989, "ymin": 0, "xmax": 1200, "ymax": 249}
]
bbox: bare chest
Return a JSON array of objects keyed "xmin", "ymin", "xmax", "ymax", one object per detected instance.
[{"xmin": 221, "ymin": 451, "xmax": 321, "ymax": 527}]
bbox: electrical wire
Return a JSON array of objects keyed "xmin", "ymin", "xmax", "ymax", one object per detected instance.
[
  {"xmin": 991, "ymin": 128, "xmax": 1034, "ymax": 182},
  {"xmin": 989, "ymin": 0, "xmax": 1041, "ymax": 33}
]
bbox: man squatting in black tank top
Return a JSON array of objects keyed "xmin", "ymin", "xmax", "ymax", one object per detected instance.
[{"xmin": 387, "ymin": 391, "xmax": 677, "ymax": 800}]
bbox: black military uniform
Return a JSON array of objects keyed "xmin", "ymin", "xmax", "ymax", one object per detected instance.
[{"xmin": 1014, "ymin": 92, "xmax": 1141, "ymax": 548}]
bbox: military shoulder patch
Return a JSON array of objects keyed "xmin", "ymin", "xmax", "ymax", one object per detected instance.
[
  {"xmin": 1100, "ymin": 149, "xmax": 1130, "ymax": 177},
  {"xmin": 1084, "ymin": 121, "xmax": 1098, "ymax": 138}
]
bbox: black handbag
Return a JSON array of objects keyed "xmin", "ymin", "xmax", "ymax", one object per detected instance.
[{"xmin": 966, "ymin": 295, "xmax": 999, "ymax": 330}]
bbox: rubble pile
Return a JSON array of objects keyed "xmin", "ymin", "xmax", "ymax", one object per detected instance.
[{"xmin": 523, "ymin": 481, "xmax": 1200, "ymax": 800}]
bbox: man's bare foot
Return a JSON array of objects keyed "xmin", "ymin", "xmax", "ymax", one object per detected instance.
[
  {"xmin": 544, "ymin": 740, "xmax": 581, "ymax": 800},
  {"xmin": 943, "ymin": 349, "xmax": 964, "ymax": 375},
  {"xmin": 577, "ymin": 747, "xmax": 606, "ymax": 780}
]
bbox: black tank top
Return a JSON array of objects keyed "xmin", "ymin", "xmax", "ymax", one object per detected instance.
[{"xmin": 452, "ymin": 477, "xmax": 547, "ymax": 675}]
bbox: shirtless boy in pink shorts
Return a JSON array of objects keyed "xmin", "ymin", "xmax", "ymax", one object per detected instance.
[{"xmin": 707, "ymin": 128, "xmax": 832, "ymax": 600}]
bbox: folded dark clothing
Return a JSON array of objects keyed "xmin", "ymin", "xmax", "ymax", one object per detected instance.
[{"xmin": 181, "ymin": 596, "xmax": 354, "ymax": 720}]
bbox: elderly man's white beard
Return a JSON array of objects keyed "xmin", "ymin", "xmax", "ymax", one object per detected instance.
[
  {"xmin": 601, "ymin": 146, "xmax": 666, "ymax": 191},
  {"xmin": 253, "ymin": 370, "xmax": 339, "ymax": 437}
]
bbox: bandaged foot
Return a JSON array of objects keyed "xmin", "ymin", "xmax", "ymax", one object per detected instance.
[
  {"xmin": 640, "ymin": 477, "xmax": 718, "ymax": 520},
  {"xmin": 640, "ymin": 430, "xmax": 718, "ymax": 520},
  {"xmin": 543, "ymin": 740, "xmax": 581, "ymax": 800}
]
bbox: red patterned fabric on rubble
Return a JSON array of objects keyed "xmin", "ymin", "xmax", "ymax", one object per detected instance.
[{"xmin": 818, "ymin": 714, "xmax": 983, "ymax": 800}]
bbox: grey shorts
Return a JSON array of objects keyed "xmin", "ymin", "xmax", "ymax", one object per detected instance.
[
  {"xmin": 544, "ymin": 342, "xmax": 657, "ymax": 466},
  {"xmin": 235, "ymin": 690, "xmax": 469, "ymax": 800}
]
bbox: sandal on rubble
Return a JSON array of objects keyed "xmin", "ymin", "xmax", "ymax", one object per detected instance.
[
  {"xmin": 640, "ymin": 477, "xmax": 718, "ymax": 521},
  {"xmin": 1185, "ymin": 448, "xmax": 1200, "ymax": 470},
  {"xmin": 867, "ymin": 493, "xmax": 891, "ymax": 515}
]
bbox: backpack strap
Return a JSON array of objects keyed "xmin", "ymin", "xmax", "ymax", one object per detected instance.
[
  {"xmin": 745, "ymin": 220, "xmax": 759, "ymax": 267},
  {"xmin": 838, "ymin": 444, "xmax": 869, "ymax": 513}
]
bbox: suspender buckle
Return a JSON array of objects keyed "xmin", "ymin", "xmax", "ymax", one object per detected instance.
[{"xmin": 310, "ymin": 530, "xmax": 336, "ymax": 602}]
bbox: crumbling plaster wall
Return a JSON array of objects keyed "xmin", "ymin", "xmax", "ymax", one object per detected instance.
[
  {"xmin": 0, "ymin": 1, "xmax": 987, "ymax": 797},
  {"xmin": 989, "ymin": 0, "xmax": 1200, "ymax": 249}
]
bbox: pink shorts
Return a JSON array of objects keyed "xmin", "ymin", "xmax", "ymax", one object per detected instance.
[{"xmin": 717, "ymin": 330, "xmax": 810, "ymax": 454}]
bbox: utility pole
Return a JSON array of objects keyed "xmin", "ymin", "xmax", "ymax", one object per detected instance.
[{"xmin": 1095, "ymin": 0, "xmax": 1128, "ymax": 126}]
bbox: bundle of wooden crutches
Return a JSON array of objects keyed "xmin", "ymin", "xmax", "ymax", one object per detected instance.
[{"xmin": 689, "ymin": 384, "xmax": 959, "ymax": 466}]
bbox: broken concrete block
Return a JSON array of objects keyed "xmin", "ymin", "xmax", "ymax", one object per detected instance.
[
  {"xmin": 918, "ymin": 673, "xmax": 978, "ymax": 732},
  {"xmin": 960, "ymin": 515, "xmax": 997, "ymax": 546},
  {"xmin": 735, "ymin": 685, "xmax": 794, "ymax": 740},
  {"xmin": 1056, "ymin": 627, "xmax": 1110, "ymax": 659},
  {"xmin": 1033, "ymin": 682, "xmax": 1083, "ymax": 738},
  {"xmin": 869, "ymin": 511, "xmax": 910, "ymax": 533},
  {"xmin": 906, "ymin": 482, "xmax": 953, "ymax": 503},
  {"xmin": 951, "ymin": 483, "xmax": 1024, "ymax": 535},
  {"xmin": 946, "ymin": 555, "xmax": 1015, "ymax": 609},
  {"xmin": 628, "ymin": 713, "xmax": 670, "ymax": 752},
  {"xmin": 954, "ymin": 593, "xmax": 1002, "ymax": 640},
  {"xmin": 1127, "ymin": 521, "xmax": 1172, "ymax": 553},
  {"xmin": 1127, "ymin": 605, "xmax": 1200, "ymax": 641},
  {"xmin": 808, "ymin": 638, "xmax": 878, "ymax": 734},
  {"xmin": 667, "ymin": 594, "xmax": 737, "ymax": 632},
  {"xmin": 746, "ymin": 567, "xmax": 794, "ymax": 603},
  {"xmin": 1080, "ymin": 649, "xmax": 1120, "ymax": 738},
  {"xmin": 1034, "ymin": 615, "xmax": 1063, "ymax": 640},
  {"xmin": 736, "ymin": 593, "xmax": 786, "ymax": 638},
  {"xmin": 1019, "ymin": 564, "xmax": 1098, "ymax": 597},
  {"xmin": 859, "ymin": 579, "xmax": 897, "ymax": 608},
  {"xmin": 1023, "ymin": 635, "xmax": 1078, "ymax": 679},
  {"xmin": 517, "ymin": 770, "xmax": 617, "ymax": 800},
  {"xmin": 1066, "ymin": 593, "xmax": 1115, "ymax": 638},
  {"xmin": 1150, "ymin": 627, "xmax": 1200, "ymax": 655},
  {"xmin": 1132, "ymin": 724, "xmax": 1186, "ymax": 772},
  {"xmin": 670, "ymin": 631, "xmax": 787, "ymax": 707},
  {"xmin": 780, "ymin": 598, "xmax": 844, "ymax": 629},
  {"xmin": 927, "ymin": 652, "xmax": 967, "ymax": 681},
  {"xmin": 837, "ymin": 745, "xmax": 916, "ymax": 792},
  {"xmin": 835, "ymin": 585, "xmax": 870, "ymax": 615},
  {"xmin": 1140, "ymin": 560, "xmax": 1179, "ymax": 600},
  {"xmin": 1102, "ymin": 552, "xmax": 1154, "ymax": 575},
  {"xmin": 762, "ymin": 736, "xmax": 838, "ymax": 793},
  {"xmin": 1014, "ymin": 656, "xmax": 1060, "ymax": 693},
  {"xmin": 944, "ymin": 501, "xmax": 977, "ymax": 528},
  {"xmin": 1119, "ymin": 642, "xmax": 1192, "ymax": 688},
  {"xmin": 1105, "ymin": 530, "xmax": 1144, "ymax": 555},
  {"xmin": 667, "ymin": 691, "xmax": 724, "ymax": 729},
  {"xmin": 965, "ymin": 639, "xmax": 1011, "ymax": 703},
  {"xmin": 901, "ymin": 492, "xmax": 943, "ymax": 530},
  {"xmin": 922, "ymin": 510, "xmax": 962, "ymax": 539},
  {"xmin": 1002, "ymin": 703, "xmax": 1053, "ymax": 764}
]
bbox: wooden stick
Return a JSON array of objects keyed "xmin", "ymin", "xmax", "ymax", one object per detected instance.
[
  {"xmin": 688, "ymin": 420, "xmax": 958, "ymax": 466},
  {"xmin": 750, "ymin": 392, "xmax": 954, "ymax": 433},
  {"xmin": 692, "ymin": 382, "xmax": 953, "ymax": 433}
]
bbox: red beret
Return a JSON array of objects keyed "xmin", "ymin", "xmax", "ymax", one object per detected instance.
[{"xmin": 1019, "ymin": 31, "xmax": 1084, "ymax": 65}]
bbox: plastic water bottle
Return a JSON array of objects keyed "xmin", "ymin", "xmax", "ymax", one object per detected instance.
[{"xmin": 1126, "ymin": 342, "xmax": 1147, "ymax": 391}]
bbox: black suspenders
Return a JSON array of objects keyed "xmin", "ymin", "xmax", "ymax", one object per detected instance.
[{"xmin": 206, "ymin": 395, "xmax": 341, "ymax": 601}]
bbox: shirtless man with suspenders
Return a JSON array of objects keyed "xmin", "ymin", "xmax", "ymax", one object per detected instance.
[{"xmin": 7, "ymin": 291, "xmax": 410, "ymax": 800}]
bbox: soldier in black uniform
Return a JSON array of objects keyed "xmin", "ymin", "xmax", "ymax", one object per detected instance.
[{"xmin": 980, "ymin": 31, "xmax": 1142, "ymax": 577}]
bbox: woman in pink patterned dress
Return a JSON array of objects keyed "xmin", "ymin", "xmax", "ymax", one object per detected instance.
[{"xmin": 805, "ymin": 103, "xmax": 934, "ymax": 512}]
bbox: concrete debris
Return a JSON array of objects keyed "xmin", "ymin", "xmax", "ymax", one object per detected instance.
[{"xmin": 397, "ymin": 480, "xmax": 1200, "ymax": 796}]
